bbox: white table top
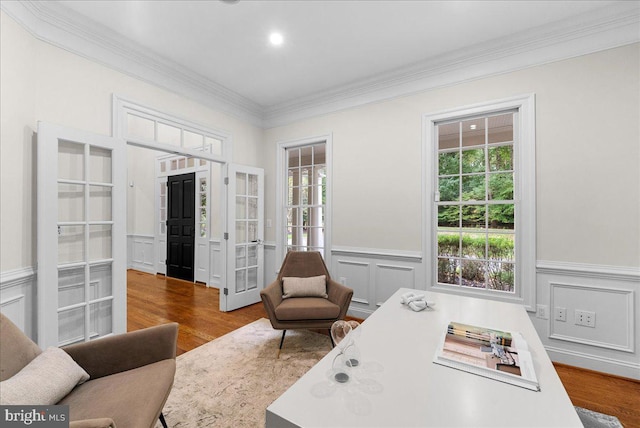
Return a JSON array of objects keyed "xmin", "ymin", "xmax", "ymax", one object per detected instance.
[{"xmin": 266, "ymin": 288, "xmax": 582, "ymax": 427}]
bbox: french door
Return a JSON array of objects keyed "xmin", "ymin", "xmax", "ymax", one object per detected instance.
[
  {"xmin": 37, "ymin": 122, "xmax": 126, "ymax": 348},
  {"xmin": 223, "ymin": 164, "xmax": 264, "ymax": 311}
]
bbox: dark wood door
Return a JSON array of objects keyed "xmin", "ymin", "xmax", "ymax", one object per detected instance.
[{"xmin": 167, "ymin": 172, "xmax": 195, "ymax": 282}]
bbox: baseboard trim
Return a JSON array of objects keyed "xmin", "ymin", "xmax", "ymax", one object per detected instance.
[{"xmin": 546, "ymin": 345, "xmax": 640, "ymax": 380}]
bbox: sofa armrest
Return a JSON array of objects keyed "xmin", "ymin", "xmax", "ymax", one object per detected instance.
[
  {"xmin": 260, "ymin": 280, "xmax": 283, "ymax": 321},
  {"xmin": 327, "ymin": 279, "xmax": 353, "ymax": 319},
  {"xmin": 69, "ymin": 418, "xmax": 115, "ymax": 428},
  {"xmin": 63, "ymin": 323, "xmax": 178, "ymax": 380}
]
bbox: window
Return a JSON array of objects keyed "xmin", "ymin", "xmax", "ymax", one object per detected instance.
[
  {"xmin": 286, "ymin": 143, "xmax": 326, "ymax": 255},
  {"xmin": 276, "ymin": 135, "xmax": 332, "ymax": 268},
  {"xmin": 424, "ymin": 95, "xmax": 536, "ymax": 308}
]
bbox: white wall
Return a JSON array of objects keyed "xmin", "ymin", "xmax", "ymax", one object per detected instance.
[
  {"xmin": 264, "ymin": 44, "xmax": 640, "ymax": 266},
  {"xmin": 263, "ymin": 43, "xmax": 640, "ymax": 378}
]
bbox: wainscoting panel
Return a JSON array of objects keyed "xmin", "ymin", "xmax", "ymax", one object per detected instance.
[
  {"xmin": 536, "ymin": 261, "xmax": 639, "ymax": 380},
  {"xmin": 264, "ymin": 242, "xmax": 277, "ymax": 286},
  {"xmin": 209, "ymin": 239, "xmax": 222, "ymax": 289},
  {"xmin": 550, "ymin": 282, "xmax": 634, "ymax": 352},
  {"xmin": 335, "ymin": 259, "xmax": 371, "ymax": 306},
  {"xmin": 375, "ymin": 264, "xmax": 416, "ymax": 307},
  {"xmin": 128, "ymin": 235, "xmax": 155, "ymax": 274},
  {"xmin": 331, "ymin": 247, "xmax": 424, "ymax": 318},
  {"xmin": 195, "ymin": 242, "xmax": 209, "ymax": 283},
  {"xmin": 0, "ymin": 267, "xmax": 36, "ymax": 340}
]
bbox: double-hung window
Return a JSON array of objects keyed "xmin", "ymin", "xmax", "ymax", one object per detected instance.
[{"xmin": 424, "ymin": 95, "xmax": 536, "ymax": 308}]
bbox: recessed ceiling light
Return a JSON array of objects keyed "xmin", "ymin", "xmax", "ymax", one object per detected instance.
[{"xmin": 269, "ymin": 32, "xmax": 284, "ymax": 46}]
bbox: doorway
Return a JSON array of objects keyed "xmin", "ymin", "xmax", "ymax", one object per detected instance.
[{"xmin": 167, "ymin": 172, "xmax": 195, "ymax": 282}]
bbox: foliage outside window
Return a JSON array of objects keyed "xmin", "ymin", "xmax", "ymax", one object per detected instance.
[{"xmin": 436, "ymin": 113, "xmax": 516, "ymax": 292}]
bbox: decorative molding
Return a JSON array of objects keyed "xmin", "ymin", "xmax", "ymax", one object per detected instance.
[
  {"xmin": 332, "ymin": 246, "xmax": 422, "ymax": 262},
  {"xmin": 0, "ymin": 1, "xmax": 263, "ymax": 127},
  {"xmin": 0, "ymin": 267, "xmax": 36, "ymax": 289},
  {"xmin": 2, "ymin": 1, "xmax": 638, "ymax": 129},
  {"xmin": 128, "ymin": 234, "xmax": 155, "ymax": 274},
  {"xmin": 0, "ymin": 294, "xmax": 26, "ymax": 308},
  {"xmin": 263, "ymin": 3, "xmax": 640, "ymax": 127},
  {"xmin": 549, "ymin": 282, "xmax": 635, "ymax": 353},
  {"xmin": 537, "ymin": 260, "xmax": 640, "ymax": 282},
  {"xmin": 335, "ymin": 259, "xmax": 371, "ymax": 306}
]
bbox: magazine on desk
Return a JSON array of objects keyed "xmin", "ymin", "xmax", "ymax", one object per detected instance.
[{"xmin": 433, "ymin": 321, "xmax": 540, "ymax": 391}]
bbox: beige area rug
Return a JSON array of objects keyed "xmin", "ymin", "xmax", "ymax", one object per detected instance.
[{"xmin": 156, "ymin": 318, "xmax": 332, "ymax": 427}]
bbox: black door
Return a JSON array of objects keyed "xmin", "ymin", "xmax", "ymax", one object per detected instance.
[{"xmin": 167, "ymin": 173, "xmax": 195, "ymax": 282}]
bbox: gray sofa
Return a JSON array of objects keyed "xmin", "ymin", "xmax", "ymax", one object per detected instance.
[{"xmin": 0, "ymin": 313, "xmax": 178, "ymax": 428}]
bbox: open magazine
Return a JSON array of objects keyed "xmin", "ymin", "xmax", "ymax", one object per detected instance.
[{"xmin": 433, "ymin": 321, "xmax": 540, "ymax": 391}]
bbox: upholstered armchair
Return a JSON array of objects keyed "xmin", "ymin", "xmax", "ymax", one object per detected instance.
[
  {"xmin": 0, "ymin": 313, "xmax": 178, "ymax": 428},
  {"xmin": 260, "ymin": 251, "xmax": 353, "ymax": 354}
]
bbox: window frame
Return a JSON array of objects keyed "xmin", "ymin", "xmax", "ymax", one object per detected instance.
[
  {"xmin": 423, "ymin": 94, "xmax": 536, "ymax": 310},
  {"xmin": 276, "ymin": 134, "xmax": 332, "ymax": 271}
]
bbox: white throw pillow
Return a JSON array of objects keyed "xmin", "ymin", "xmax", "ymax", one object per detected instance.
[
  {"xmin": 282, "ymin": 275, "xmax": 328, "ymax": 299},
  {"xmin": 0, "ymin": 347, "xmax": 90, "ymax": 405}
]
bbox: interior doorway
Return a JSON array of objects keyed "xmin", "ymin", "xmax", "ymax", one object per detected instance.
[{"xmin": 166, "ymin": 172, "xmax": 196, "ymax": 282}]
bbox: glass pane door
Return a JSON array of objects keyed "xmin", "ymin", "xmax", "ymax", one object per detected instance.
[
  {"xmin": 224, "ymin": 164, "xmax": 264, "ymax": 311},
  {"xmin": 38, "ymin": 123, "xmax": 126, "ymax": 348}
]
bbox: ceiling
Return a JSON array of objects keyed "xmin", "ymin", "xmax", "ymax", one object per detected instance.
[{"xmin": 4, "ymin": 1, "xmax": 639, "ymax": 126}]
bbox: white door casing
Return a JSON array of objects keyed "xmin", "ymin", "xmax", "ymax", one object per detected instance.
[
  {"xmin": 222, "ymin": 164, "xmax": 265, "ymax": 311},
  {"xmin": 37, "ymin": 122, "xmax": 126, "ymax": 348}
]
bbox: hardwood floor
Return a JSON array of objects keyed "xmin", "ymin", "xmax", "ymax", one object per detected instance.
[
  {"xmin": 127, "ymin": 270, "xmax": 640, "ymax": 427},
  {"xmin": 127, "ymin": 269, "xmax": 267, "ymax": 355}
]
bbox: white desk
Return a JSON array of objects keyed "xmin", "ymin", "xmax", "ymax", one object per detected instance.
[{"xmin": 266, "ymin": 288, "xmax": 582, "ymax": 427}]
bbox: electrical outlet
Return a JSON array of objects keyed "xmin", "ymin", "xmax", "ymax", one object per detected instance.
[
  {"xmin": 554, "ymin": 307, "xmax": 566, "ymax": 322},
  {"xmin": 536, "ymin": 305, "xmax": 548, "ymax": 319},
  {"xmin": 575, "ymin": 309, "xmax": 596, "ymax": 328}
]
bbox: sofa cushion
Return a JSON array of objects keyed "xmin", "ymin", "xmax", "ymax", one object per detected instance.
[
  {"xmin": 282, "ymin": 275, "xmax": 327, "ymax": 299},
  {"xmin": 275, "ymin": 297, "xmax": 340, "ymax": 321},
  {"xmin": 59, "ymin": 359, "xmax": 175, "ymax": 428},
  {"xmin": 0, "ymin": 347, "xmax": 89, "ymax": 405}
]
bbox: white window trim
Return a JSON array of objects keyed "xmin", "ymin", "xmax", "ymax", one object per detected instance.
[
  {"xmin": 275, "ymin": 134, "xmax": 333, "ymax": 272},
  {"xmin": 112, "ymin": 94, "xmax": 232, "ymax": 164},
  {"xmin": 422, "ymin": 94, "xmax": 536, "ymax": 311}
]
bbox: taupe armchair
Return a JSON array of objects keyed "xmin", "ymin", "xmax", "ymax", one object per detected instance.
[
  {"xmin": 0, "ymin": 313, "xmax": 178, "ymax": 428},
  {"xmin": 260, "ymin": 251, "xmax": 353, "ymax": 355}
]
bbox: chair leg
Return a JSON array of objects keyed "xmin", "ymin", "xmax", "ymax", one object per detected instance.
[
  {"xmin": 277, "ymin": 330, "xmax": 287, "ymax": 358},
  {"xmin": 159, "ymin": 412, "xmax": 168, "ymax": 428},
  {"xmin": 328, "ymin": 329, "xmax": 335, "ymax": 348}
]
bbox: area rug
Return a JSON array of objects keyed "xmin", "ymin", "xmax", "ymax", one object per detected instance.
[
  {"xmin": 575, "ymin": 406, "xmax": 623, "ymax": 428},
  {"xmin": 155, "ymin": 318, "xmax": 331, "ymax": 427}
]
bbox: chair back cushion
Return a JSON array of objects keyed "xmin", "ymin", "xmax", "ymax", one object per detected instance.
[
  {"xmin": 282, "ymin": 275, "xmax": 328, "ymax": 299},
  {"xmin": 278, "ymin": 251, "xmax": 330, "ymax": 282},
  {"xmin": 0, "ymin": 313, "xmax": 42, "ymax": 381}
]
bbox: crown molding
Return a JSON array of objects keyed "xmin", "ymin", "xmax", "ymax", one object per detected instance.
[
  {"xmin": 2, "ymin": 1, "xmax": 638, "ymax": 130},
  {"xmin": 263, "ymin": 2, "xmax": 640, "ymax": 128},
  {"xmin": 0, "ymin": 0, "xmax": 265, "ymax": 127}
]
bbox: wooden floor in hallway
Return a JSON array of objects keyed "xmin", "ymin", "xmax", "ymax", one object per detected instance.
[{"xmin": 127, "ymin": 269, "xmax": 640, "ymax": 427}]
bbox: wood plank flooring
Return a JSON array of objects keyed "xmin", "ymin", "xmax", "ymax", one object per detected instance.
[{"xmin": 127, "ymin": 270, "xmax": 640, "ymax": 427}]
